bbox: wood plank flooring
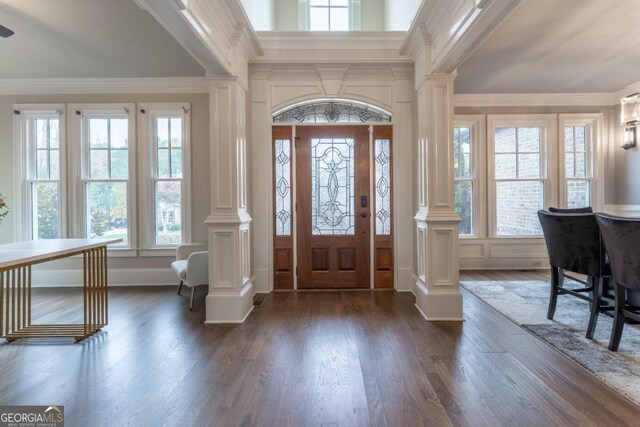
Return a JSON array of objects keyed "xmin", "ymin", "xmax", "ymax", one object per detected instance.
[{"xmin": 0, "ymin": 274, "xmax": 638, "ymax": 426}]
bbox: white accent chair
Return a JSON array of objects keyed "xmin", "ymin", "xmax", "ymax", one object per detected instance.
[{"xmin": 171, "ymin": 243, "xmax": 208, "ymax": 310}]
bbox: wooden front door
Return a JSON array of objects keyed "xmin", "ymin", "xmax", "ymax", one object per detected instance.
[{"xmin": 295, "ymin": 126, "xmax": 370, "ymax": 288}]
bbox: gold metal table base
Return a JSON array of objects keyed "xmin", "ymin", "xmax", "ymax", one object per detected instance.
[{"xmin": 1, "ymin": 245, "xmax": 108, "ymax": 342}]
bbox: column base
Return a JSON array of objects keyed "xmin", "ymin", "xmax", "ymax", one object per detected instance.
[
  {"xmin": 414, "ymin": 278, "xmax": 463, "ymax": 321},
  {"xmin": 205, "ymin": 280, "xmax": 255, "ymax": 324}
]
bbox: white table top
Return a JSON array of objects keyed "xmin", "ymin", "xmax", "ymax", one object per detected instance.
[{"xmin": 0, "ymin": 238, "xmax": 122, "ymax": 269}]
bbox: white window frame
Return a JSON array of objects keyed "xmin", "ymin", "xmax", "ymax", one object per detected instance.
[
  {"xmin": 558, "ymin": 114, "xmax": 604, "ymax": 211},
  {"xmin": 138, "ymin": 103, "xmax": 192, "ymax": 256},
  {"xmin": 299, "ymin": 0, "xmax": 361, "ymax": 31},
  {"xmin": 454, "ymin": 115, "xmax": 486, "ymax": 238},
  {"xmin": 69, "ymin": 103, "xmax": 136, "ymax": 252},
  {"xmin": 487, "ymin": 114, "xmax": 557, "ymax": 239},
  {"xmin": 13, "ymin": 104, "xmax": 67, "ymax": 241}
]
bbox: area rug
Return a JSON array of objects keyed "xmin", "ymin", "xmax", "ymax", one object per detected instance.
[{"xmin": 460, "ymin": 280, "xmax": 640, "ymax": 406}]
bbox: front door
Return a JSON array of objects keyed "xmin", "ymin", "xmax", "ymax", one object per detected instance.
[{"xmin": 295, "ymin": 126, "xmax": 370, "ymax": 288}]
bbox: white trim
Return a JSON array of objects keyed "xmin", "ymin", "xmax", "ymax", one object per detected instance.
[
  {"xmin": 257, "ymin": 31, "xmax": 406, "ymax": 50},
  {"xmin": 0, "ymin": 78, "xmax": 209, "ymax": 95},
  {"xmin": 454, "ymin": 93, "xmax": 616, "ymax": 107},
  {"xmin": 454, "ymin": 115, "xmax": 486, "ymax": 238},
  {"xmin": 614, "ymin": 81, "xmax": 640, "ymax": 105},
  {"xmin": 486, "ymin": 114, "xmax": 558, "ymax": 238},
  {"xmin": 138, "ymin": 102, "xmax": 192, "ymax": 250}
]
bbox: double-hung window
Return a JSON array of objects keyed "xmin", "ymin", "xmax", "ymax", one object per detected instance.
[
  {"xmin": 14, "ymin": 105, "xmax": 66, "ymax": 240},
  {"xmin": 559, "ymin": 114, "xmax": 600, "ymax": 209},
  {"xmin": 71, "ymin": 104, "xmax": 135, "ymax": 248},
  {"xmin": 309, "ymin": 0, "xmax": 350, "ymax": 31},
  {"xmin": 139, "ymin": 103, "xmax": 191, "ymax": 249},
  {"xmin": 488, "ymin": 115, "xmax": 556, "ymax": 237}
]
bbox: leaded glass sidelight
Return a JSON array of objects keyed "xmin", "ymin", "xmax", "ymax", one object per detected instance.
[
  {"xmin": 311, "ymin": 138, "xmax": 355, "ymax": 235},
  {"xmin": 274, "ymin": 139, "xmax": 292, "ymax": 236},
  {"xmin": 375, "ymin": 139, "xmax": 391, "ymax": 235}
]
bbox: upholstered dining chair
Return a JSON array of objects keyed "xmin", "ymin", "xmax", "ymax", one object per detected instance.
[
  {"xmin": 538, "ymin": 209, "xmax": 610, "ymax": 339},
  {"xmin": 171, "ymin": 243, "xmax": 208, "ymax": 310},
  {"xmin": 548, "ymin": 206, "xmax": 593, "ymax": 213},
  {"xmin": 595, "ymin": 213, "xmax": 640, "ymax": 351}
]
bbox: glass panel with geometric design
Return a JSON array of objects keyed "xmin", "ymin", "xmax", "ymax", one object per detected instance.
[
  {"xmin": 274, "ymin": 101, "xmax": 391, "ymax": 124},
  {"xmin": 454, "ymin": 126, "xmax": 473, "ymax": 235},
  {"xmin": 274, "ymin": 139, "xmax": 292, "ymax": 236},
  {"xmin": 311, "ymin": 138, "xmax": 355, "ymax": 235},
  {"xmin": 375, "ymin": 139, "xmax": 391, "ymax": 235},
  {"xmin": 32, "ymin": 118, "xmax": 61, "ymax": 239}
]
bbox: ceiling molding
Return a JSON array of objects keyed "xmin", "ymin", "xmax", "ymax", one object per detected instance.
[
  {"xmin": 0, "ymin": 78, "xmax": 209, "ymax": 95},
  {"xmin": 454, "ymin": 92, "xmax": 617, "ymax": 107},
  {"xmin": 257, "ymin": 31, "xmax": 407, "ymax": 50},
  {"xmin": 614, "ymin": 81, "xmax": 640, "ymax": 104}
]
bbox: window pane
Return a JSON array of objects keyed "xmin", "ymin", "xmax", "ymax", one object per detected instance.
[
  {"xmin": 330, "ymin": 7, "xmax": 349, "ymax": 31},
  {"xmin": 90, "ymin": 149, "xmax": 109, "ymax": 179},
  {"xmin": 49, "ymin": 119, "xmax": 59, "ymax": 149},
  {"xmin": 110, "ymin": 119, "xmax": 128, "ymax": 149},
  {"xmin": 455, "ymin": 181, "xmax": 473, "ymax": 235},
  {"xmin": 453, "ymin": 128, "xmax": 459, "ymax": 152},
  {"xmin": 564, "ymin": 126, "xmax": 574, "ymax": 152},
  {"xmin": 156, "ymin": 181, "xmax": 182, "ymax": 245},
  {"xmin": 90, "ymin": 119, "xmax": 109, "ymax": 148},
  {"xmin": 311, "ymin": 0, "xmax": 329, "ymax": 5},
  {"xmin": 32, "ymin": 182, "xmax": 60, "ymax": 239},
  {"xmin": 87, "ymin": 182, "xmax": 128, "ymax": 244},
  {"xmin": 575, "ymin": 126, "xmax": 586, "ymax": 151},
  {"xmin": 495, "ymin": 127, "xmax": 516, "ymax": 153},
  {"xmin": 567, "ymin": 180, "xmax": 590, "ymax": 209},
  {"xmin": 171, "ymin": 148, "xmax": 183, "ymax": 179},
  {"xmin": 517, "ymin": 127, "xmax": 540, "ymax": 152},
  {"xmin": 157, "ymin": 118, "xmax": 169, "ymax": 148},
  {"xmin": 575, "ymin": 152, "xmax": 586, "ymax": 178},
  {"xmin": 36, "ymin": 150, "xmax": 49, "ymax": 180},
  {"xmin": 310, "ymin": 7, "xmax": 329, "ymax": 31},
  {"xmin": 495, "ymin": 154, "xmax": 516, "ymax": 179},
  {"xmin": 311, "ymin": 138, "xmax": 355, "ymax": 235},
  {"xmin": 158, "ymin": 149, "xmax": 170, "ymax": 178},
  {"xmin": 332, "ymin": 0, "xmax": 348, "ymax": 6},
  {"xmin": 50, "ymin": 150, "xmax": 59, "ymax": 180},
  {"xmin": 460, "ymin": 127, "xmax": 471, "ymax": 152},
  {"xmin": 170, "ymin": 118, "xmax": 182, "ymax": 148},
  {"xmin": 459, "ymin": 153, "xmax": 471, "ymax": 179},
  {"xmin": 518, "ymin": 154, "xmax": 540, "ymax": 179},
  {"xmin": 375, "ymin": 139, "xmax": 391, "ymax": 235},
  {"xmin": 111, "ymin": 149, "xmax": 129, "ymax": 179},
  {"xmin": 496, "ymin": 181, "xmax": 543, "ymax": 236},
  {"xmin": 275, "ymin": 139, "xmax": 292, "ymax": 236},
  {"xmin": 36, "ymin": 119, "xmax": 48, "ymax": 148},
  {"xmin": 565, "ymin": 152, "xmax": 575, "ymax": 178}
]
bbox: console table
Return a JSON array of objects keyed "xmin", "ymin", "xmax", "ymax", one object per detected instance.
[{"xmin": 0, "ymin": 239, "xmax": 121, "ymax": 342}]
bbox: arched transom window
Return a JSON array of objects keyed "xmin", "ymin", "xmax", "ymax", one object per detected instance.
[{"xmin": 273, "ymin": 100, "xmax": 391, "ymax": 124}]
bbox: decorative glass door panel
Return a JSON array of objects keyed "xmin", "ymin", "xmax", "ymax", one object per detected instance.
[
  {"xmin": 311, "ymin": 138, "xmax": 355, "ymax": 235},
  {"xmin": 296, "ymin": 126, "xmax": 370, "ymax": 288}
]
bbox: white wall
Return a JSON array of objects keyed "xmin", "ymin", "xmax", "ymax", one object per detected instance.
[
  {"xmin": 384, "ymin": 0, "xmax": 421, "ymax": 31},
  {"xmin": 241, "ymin": 0, "xmax": 275, "ymax": 30}
]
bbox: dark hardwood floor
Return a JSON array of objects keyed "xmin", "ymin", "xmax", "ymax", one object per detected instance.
[{"xmin": 1, "ymin": 274, "xmax": 638, "ymax": 426}]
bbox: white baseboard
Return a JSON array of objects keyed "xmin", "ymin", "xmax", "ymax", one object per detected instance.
[{"xmin": 31, "ymin": 268, "xmax": 177, "ymax": 287}]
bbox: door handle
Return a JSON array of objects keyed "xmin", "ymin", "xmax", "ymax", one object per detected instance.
[{"xmin": 360, "ymin": 213, "xmax": 368, "ymax": 218}]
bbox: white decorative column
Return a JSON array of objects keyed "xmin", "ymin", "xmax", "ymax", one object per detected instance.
[
  {"xmin": 414, "ymin": 72, "xmax": 463, "ymax": 321},
  {"xmin": 205, "ymin": 78, "xmax": 254, "ymax": 323}
]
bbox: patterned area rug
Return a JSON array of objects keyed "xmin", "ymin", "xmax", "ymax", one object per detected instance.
[{"xmin": 461, "ymin": 280, "xmax": 640, "ymax": 406}]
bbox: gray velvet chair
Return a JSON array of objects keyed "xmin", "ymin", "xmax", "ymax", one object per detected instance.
[
  {"xmin": 538, "ymin": 209, "xmax": 610, "ymax": 339},
  {"xmin": 595, "ymin": 213, "xmax": 640, "ymax": 351}
]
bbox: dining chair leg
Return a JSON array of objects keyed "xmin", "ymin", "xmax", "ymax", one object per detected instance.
[
  {"xmin": 586, "ymin": 276, "xmax": 601, "ymax": 339},
  {"xmin": 189, "ymin": 286, "xmax": 196, "ymax": 311},
  {"xmin": 609, "ymin": 283, "xmax": 626, "ymax": 351},
  {"xmin": 547, "ymin": 266, "xmax": 560, "ymax": 320},
  {"xmin": 178, "ymin": 281, "xmax": 183, "ymax": 295}
]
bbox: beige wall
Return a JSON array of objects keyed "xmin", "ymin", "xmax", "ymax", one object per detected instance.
[
  {"xmin": 613, "ymin": 103, "xmax": 640, "ymax": 204},
  {"xmin": 455, "ymin": 105, "xmax": 617, "ymax": 205},
  {"xmin": 0, "ymin": 92, "xmax": 210, "ymax": 274}
]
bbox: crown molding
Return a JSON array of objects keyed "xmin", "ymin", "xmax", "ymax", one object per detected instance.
[
  {"xmin": 257, "ymin": 31, "xmax": 407, "ymax": 51},
  {"xmin": 454, "ymin": 92, "xmax": 616, "ymax": 107},
  {"xmin": 0, "ymin": 77, "xmax": 210, "ymax": 95}
]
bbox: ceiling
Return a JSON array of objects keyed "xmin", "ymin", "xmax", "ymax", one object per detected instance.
[
  {"xmin": 455, "ymin": 0, "xmax": 640, "ymax": 94},
  {"xmin": 0, "ymin": 0, "xmax": 205, "ymax": 78}
]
